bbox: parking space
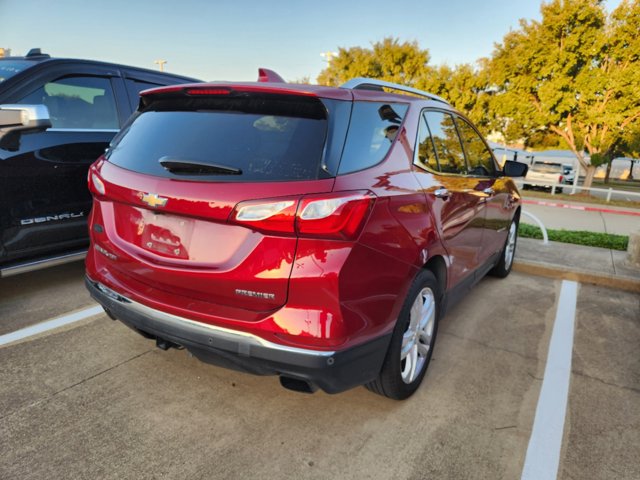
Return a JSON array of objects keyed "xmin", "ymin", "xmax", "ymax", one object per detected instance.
[
  {"xmin": 0, "ymin": 262, "xmax": 92, "ymax": 336},
  {"xmin": 0, "ymin": 270, "xmax": 638, "ymax": 479}
]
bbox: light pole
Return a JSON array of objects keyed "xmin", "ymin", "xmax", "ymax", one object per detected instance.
[
  {"xmin": 154, "ymin": 59, "xmax": 167, "ymax": 72},
  {"xmin": 320, "ymin": 51, "xmax": 337, "ymax": 63}
]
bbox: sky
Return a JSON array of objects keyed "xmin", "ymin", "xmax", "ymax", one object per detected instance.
[{"xmin": 0, "ymin": 0, "xmax": 623, "ymax": 83}]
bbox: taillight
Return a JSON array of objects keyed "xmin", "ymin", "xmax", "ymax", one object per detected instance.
[
  {"xmin": 297, "ymin": 192, "xmax": 375, "ymax": 240},
  {"xmin": 88, "ymin": 164, "xmax": 106, "ymax": 197},
  {"xmin": 559, "ymin": 175, "xmax": 564, "ymax": 183},
  {"xmin": 229, "ymin": 191, "xmax": 376, "ymax": 240},
  {"xmin": 229, "ymin": 199, "xmax": 298, "ymax": 235}
]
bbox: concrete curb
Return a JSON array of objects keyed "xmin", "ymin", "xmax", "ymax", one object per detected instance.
[{"xmin": 513, "ymin": 260, "xmax": 640, "ymax": 293}]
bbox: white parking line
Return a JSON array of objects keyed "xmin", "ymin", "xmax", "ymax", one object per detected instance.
[
  {"xmin": 521, "ymin": 280, "xmax": 578, "ymax": 480},
  {"xmin": 0, "ymin": 305, "xmax": 104, "ymax": 347}
]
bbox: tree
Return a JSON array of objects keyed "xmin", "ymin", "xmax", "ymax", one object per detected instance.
[
  {"xmin": 317, "ymin": 37, "xmax": 430, "ymax": 87},
  {"xmin": 488, "ymin": 0, "xmax": 640, "ymax": 189},
  {"xmin": 317, "ymin": 39, "xmax": 493, "ymax": 135},
  {"xmin": 417, "ymin": 62, "xmax": 493, "ymax": 132}
]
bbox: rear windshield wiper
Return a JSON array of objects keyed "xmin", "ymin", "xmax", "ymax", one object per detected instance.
[{"xmin": 159, "ymin": 157, "xmax": 242, "ymax": 175}]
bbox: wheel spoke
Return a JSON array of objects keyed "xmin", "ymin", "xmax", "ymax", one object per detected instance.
[
  {"xmin": 401, "ymin": 331, "xmax": 414, "ymax": 359},
  {"xmin": 417, "ymin": 341, "xmax": 430, "ymax": 357},
  {"xmin": 419, "ymin": 301, "xmax": 434, "ymax": 329},
  {"xmin": 418, "ymin": 324, "xmax": 432, "ymax": 344},
  {"xmin": 408, "ymin": 345, "xmax": 418, "ymax": 382},
  {"xmin": 409, "ymin": 299, "xmax": 421, "ymax": 330}
]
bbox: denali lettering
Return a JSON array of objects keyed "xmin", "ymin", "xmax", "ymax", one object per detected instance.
[
  {"xmin": 21, "ymin": 212, "xmax": 84, "ymax": 225},
  {"xmin": 235, "ymin": 289, "xmax": 275, "ymax": 300}
]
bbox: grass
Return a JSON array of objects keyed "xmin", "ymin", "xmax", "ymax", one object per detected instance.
[{"xmin": 518, "ymin": 223, "xmax": 629, "ymax": 251}]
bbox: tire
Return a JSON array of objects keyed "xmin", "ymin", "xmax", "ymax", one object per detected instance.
[
  {"xmin": 490, "ymin": 218, "xmax": 518, "ymax": 278},
  {"xmin": 365, "ymin": 269, "xmax": 440, "ymax": 400}
]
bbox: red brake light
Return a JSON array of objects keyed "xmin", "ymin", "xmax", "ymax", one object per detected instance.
[
  {"xmin": 186, "ymin": 88, "xmax": 231, "ymax": 95},
  {"xmin": 229, "ymin": 191, "xmax": 376, "ymax": 240},
  {"xmin": 229, "ymin": 198, "xmax": 298, "ymax": 235},
  {"xmin": 297, "ymin": 192, "xmax": 375, "ymax": 240}
]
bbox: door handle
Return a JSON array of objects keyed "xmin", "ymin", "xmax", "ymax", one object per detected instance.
[{"xmin": 434, "ymin": 188, "xmax": 450, "ymax": 199}]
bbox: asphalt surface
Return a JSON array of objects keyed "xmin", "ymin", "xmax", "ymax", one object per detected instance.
[{"xmin": 1, "ymin": 257, "xmax": 638, "ymax": 479}]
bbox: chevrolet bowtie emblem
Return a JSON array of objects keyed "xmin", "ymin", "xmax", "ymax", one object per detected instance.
[{"xmin": 140, "ymin": 193, "xmax": 168, "ymax": 208}]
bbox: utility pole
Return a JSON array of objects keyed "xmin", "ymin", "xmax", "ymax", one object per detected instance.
[{"xmin": 154, "ymin": 59, "xmax": 167, "ymax": 72}]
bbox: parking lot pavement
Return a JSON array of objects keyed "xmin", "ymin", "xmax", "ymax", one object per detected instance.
[
  {"xmin": 0, "ymin": 272, "xmax": 638, "ymax": 479},
  {"xmin": 560, "ymin": 283, "xmax": 640, "ymax": 480},
  {"xmin": 0, "ymin": 261, "xmax": 92, "ymax": 336}
]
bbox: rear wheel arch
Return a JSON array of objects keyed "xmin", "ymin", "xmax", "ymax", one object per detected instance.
[{"xmin": 423, "ymin": 255, "xmax": 447, "ymax": 300}]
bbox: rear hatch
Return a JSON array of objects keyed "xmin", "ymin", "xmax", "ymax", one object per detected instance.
[{"xmin": 90, "ymin": 85, "xmax": 352, "ymax": 313}]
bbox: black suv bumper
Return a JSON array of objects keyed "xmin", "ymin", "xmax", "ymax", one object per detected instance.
[{"xmin": 86, "ymin": 276, "xmax": 390, "ymax": 394}]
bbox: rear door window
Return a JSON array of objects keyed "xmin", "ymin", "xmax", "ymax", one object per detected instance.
[{"xmin": 107, "ymin": 94, "xmax": 329, "ymax": 182}]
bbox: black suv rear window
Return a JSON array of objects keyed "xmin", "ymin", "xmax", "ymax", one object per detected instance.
[
  {"xmin": 106, "ymin": 94, "xmax": 330, "ymax": 182},
  {"xmin": 0, "ymin": 60, "xmax": 31, "ymax": 83}
]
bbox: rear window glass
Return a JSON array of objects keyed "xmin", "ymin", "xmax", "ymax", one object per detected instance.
[
  {"xmin": 531, "ymin": 161, "xmax": 563, "ymax": 173},
  {"xmin": 0, "ymin": 60, "xmax": 31, "ymax": 83},
  {"xmin": 338, "ymin": 102, "xmax": 408, "ymax": 175},
  {"xmin": 106, "ymin": 95, "xmax": 329, "ymax": 182}
]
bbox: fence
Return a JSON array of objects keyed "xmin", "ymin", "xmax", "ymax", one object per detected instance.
[{"xmin": 517, "ymin": 180, "xmax": 640, "ymax": 203}]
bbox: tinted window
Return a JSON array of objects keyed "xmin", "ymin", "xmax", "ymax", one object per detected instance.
[
  {"xmin": 456, "ymin": 118, "xmax": 495, "ymax": 176},
  {"xmin": 0, "ymin": 60, "xmax": 31, "ymax": 83},
  {"xmin": 531, "ymin": 161, "xmax": 563, "ymax": 173},
  {"xmin": 338, "ymin": 102, "xmax": 408, "ymax": 175},
  {"xmin": 424, "ymin": 111, "xmax": 466, "ymax": 175},
  {"xmin": 18, "ymin": 76, "xmax": 119, "ymax": 129},
  {"xmin": 107, "ymin": 95, "xmax": 328, "ymax": 182},
  {"xmin": 415, "ymin": 113, "xmax": 439, "ymax": 171},
  {"xmin": 125, "ymin": 79, "xmax": 162, "ymax": 107}
]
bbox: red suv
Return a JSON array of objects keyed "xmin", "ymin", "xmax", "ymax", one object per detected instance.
[{"xmin": 85, "ymin": 72, "xmax": 527, "ymax": 400}]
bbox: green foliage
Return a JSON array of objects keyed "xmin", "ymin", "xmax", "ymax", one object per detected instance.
[
  {"xmin": 488, "ymin": 0, "xmax": 640, "ymax": 187},
  {"xmin": 518, "ymin": 223, "xmax": 629, "ymax": 250},
  {"xmin": 317, "ymin": 37, "xmax": 430, "ymax": 87},
  {"xmin": 315, "ymin": 1, "xmax": 640, "ymax": 189}
]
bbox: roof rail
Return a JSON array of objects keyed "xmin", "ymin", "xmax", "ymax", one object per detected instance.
[{"xmin": 341, "ymin": 78, "xmax": 449, "ymax": 105}]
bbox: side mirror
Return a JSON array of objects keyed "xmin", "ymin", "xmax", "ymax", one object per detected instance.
[
  {"xmin": 503, "ymin": 160, "xmax": 528, "ymax": 178},
  {"xmin": 0, "ymin": 104, "xmax": 52, "ymax": 151}
]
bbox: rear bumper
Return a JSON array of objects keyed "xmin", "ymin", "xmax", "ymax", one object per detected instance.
[{"xmin": 86, "ymin": 276, "xmax": 390, "ymax": 394}]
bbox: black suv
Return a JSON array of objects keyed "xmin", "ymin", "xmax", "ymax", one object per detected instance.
[{"xmin": 0, "ymin": 49, "xmax": 199, "ymax": 277}]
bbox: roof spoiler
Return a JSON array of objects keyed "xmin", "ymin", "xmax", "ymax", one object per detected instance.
[{"xmin": 258, "ymin": 68, "xmax": 286, "ymax": 83}]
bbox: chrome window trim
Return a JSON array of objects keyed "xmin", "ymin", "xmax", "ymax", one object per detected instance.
[{"xmin": 47, "ymin": 128, "xmax": 120, "ymax": 133}]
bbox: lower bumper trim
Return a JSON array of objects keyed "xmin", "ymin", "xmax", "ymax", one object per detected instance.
[{"xmin": 86, "ymin": 276, "xmax": 391, "ymax": 393}]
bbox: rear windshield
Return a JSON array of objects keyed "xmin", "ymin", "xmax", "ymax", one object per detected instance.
[
  {"xmin": 106, "ymin": 94, "xmax": 330, "ymax": 182},
  {"xmin": 531, "ymin": 161, "xmax": 563, "ymax": 173},
  {"xmin": 0, "ymin": 60, "xmax": 31, "ymax": 83}
]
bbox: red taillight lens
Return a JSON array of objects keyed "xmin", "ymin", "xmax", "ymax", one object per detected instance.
[
  {"xmin": 559, "ymin": 175, "xmax": 564, "ymax": 183},
  {"xmin": 185, "ymin": 88, "xmax": 231, "ymax": 95},
  {"xmin": 297, "ymin": 191, "xmax": 375, "ymax": 240},
  {"xmin": 88, "ymin": 165, "xmax": 106, "ymax": 197},
  {"xmin": 229, "ymin": 198, "xmax": 298, "ymax": 235},
  {"xmin": 230, "ymin": 191, "xmax": 376, "ymax": 240}
]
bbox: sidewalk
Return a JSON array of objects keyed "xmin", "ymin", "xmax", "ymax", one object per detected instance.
[
  {"xmin": 520, "ymin": 196, "xmax": 640, "ymax": 236},
  {"xmin": 514, "ymin": 237, "xmax": 640, "ymax": 293}
]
